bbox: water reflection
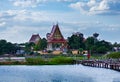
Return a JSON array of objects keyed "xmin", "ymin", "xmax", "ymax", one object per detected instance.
[{"xmin": 0, "ymin": 65, "xmax": 120, "ymax": 82}]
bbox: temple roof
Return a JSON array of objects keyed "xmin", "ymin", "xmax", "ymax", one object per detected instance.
[
  {"xmin": 29, "ymin": 34, "xmax": 41, "ymax": 44},
  {"xmin": 47, "ymin": 24, "xmax": 66, "ymax": 43}
]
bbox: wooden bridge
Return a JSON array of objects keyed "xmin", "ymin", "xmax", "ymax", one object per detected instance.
[{"xmin": 76, "ymin": 59, "xmax": 120, "ymax": 71}]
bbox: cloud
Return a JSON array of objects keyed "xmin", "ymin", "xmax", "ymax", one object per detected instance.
[
  {"xmin": 12, "ymin": 0, "xmax": 46, "ymax": 8},
  {"xmin": 57, "ymin": 0, "xmax": 75, "ymax": 2},
  {"xmin": 11, "ymin": 0, "xmax": 75, "ymax": 8},
  {"xmin": 102, "ymin": 24, "xmax": 120, "ymax": 31},
  {"xmin": 69, "ymin": 0, "xmax": 120, "ymax": 15},
  {"xmin": 0, "ymin": 3, "xmax": 120, "ymax": 43},
  {"xmin": 0, "ymin": 25, "xmax": 51, "ymax": 43},
  {"xmin": 0, "ymin": 22, "xmax": 6, "ymax": 27}
]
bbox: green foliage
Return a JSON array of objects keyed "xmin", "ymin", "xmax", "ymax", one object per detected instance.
[
  {"xmin": 26, "ymin": 58, "xmax": 45, "ymax": 65},
  {"xmin": 49, "ymin": 56, "xmax": 74, "ymax": 65},
  {"xmin": 26, "ymin": 56, "xmax": 74, "ymax": 65},
  {"xmin": 67, "ymin": 33, "xmax": 112, "ymax": 54},
  {"xmin": 34, "ymin": 38, "xmax": 47, "ymax": 51},
  {"xmin": 1, "ymin": 62, "xmax": 26, "ymax": 65},
  {"xmin": 0, "ymin": 40, "xmax": 17, "ymax": 55},
  {"xmin": 68, "ymin": 33, "xmax": 85, "ymax": 49},
  {"xmin": 107, "ymin": 52, "xmax": 120, "ymax": 58},
  {"xmin": 78, "ymin": 48, "xmax": 83, "ymax": 54},
  {"xmin": 96, "ymin": 46, "xmax": 108, "ymax": 53},
  {"xmin": 24, "ymin": 42, "xmax": 35, "ymax": 53},
  {"xmin": 113, "ymin": 42, "xmax": 120, "ymax": 47},
  {"xmin": 85, "ymin": 37, "xmax": 112, "ymax": 54},
  {"xmin": 85, "ymin": 37, "xmax": 95, "ymax": 50}
]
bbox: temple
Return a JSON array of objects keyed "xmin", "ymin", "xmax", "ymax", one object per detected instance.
[
  {"xmin": 29, "ymin": 34, "xmax": 41, "ymax": 44},
  {"xmin": 46, "ymin": 24, "xmax": 67, "ymax": 51}
]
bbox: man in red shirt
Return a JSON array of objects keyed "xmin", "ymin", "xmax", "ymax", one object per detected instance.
[{"xmin": 87, "ymin": 53, "xmax": 90, "ymax": 60}]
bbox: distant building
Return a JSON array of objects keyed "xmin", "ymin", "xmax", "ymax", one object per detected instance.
[
  {"xmin": 16, "ymin": 44, "xmax": 25, "ymax": 55},
  {"xmin": 46, "ymin": 24, "xmax": 67, "ymax": 51},
  {"xmin": 29, "ymin": 34, "xmax": 41, "ymax": 44},
  {"xmin": 113, "ymin": 47, "xmax": 120, "ymax": 52}
]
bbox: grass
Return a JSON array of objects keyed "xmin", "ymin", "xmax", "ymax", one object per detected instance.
[
  {"xmin": 26, "ymin": 56, "xmax": 75, "ymax": 65},
  {"xmin": 49, "ymin": 56, "xmax": 74, "ymax": 65},
  {"xmin": 106, "ymin": 52, "xmax": 120, "ymax": 59},
  {"xmin": 26, "ymin": 57, "xmax": 45, "ymax": 65},
  {"xmin": 0, "ymin": 61, "xmax": 26, "ymax": 65},
  {"xmin": 0, "ymin": 53, "xmax": 111, "ymax": 65}
]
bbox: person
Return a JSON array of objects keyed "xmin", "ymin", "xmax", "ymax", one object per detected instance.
[{"xmin": 87, "ymin": 53, "xmax": 90, "ymax": 60}]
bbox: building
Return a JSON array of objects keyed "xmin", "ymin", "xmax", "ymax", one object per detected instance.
[
  {"xmin": 46, "ymin": 24, "xmax": 67, "ymax": 51},
  {"xmin": 29, "ymin": 34, "xmax": 41, "ymax": 44}
]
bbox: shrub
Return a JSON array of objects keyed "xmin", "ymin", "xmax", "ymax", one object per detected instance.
[
  {"xmin": 26, "ymin": 58, "xmax": 45, "ymax": 65},
  {"xmin": 49, "ymin": 56, "xmax": 74, "ymax": 65},
  {"xmin": 107, "ymin": 52, "xmax": 120, "ymax": 59}
]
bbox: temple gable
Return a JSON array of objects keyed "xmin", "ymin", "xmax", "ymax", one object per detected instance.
[{"xmin": 46, "ymin": 24, "xmax": 67, "ymax": 51}]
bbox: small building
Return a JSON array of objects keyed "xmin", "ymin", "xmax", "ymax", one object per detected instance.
[
  {"xmin": 72, "ymin": 50, "xmax": 79, "ymax": 55},
  {"xmin": 46, "ymin": 24, "xmax": 67, "ymax": 51},
  {"xmin": 29, "ymin": 34, "xmax": 41, "ymax": 44}
]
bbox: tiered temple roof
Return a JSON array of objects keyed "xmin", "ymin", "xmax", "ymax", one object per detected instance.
[
  {"xmin": 29, "ymin": 34, "xmax": 41, "ymax": 44},
  {"xmin": 47, "ymin": 24, "xmax": 66, "ymax": 43}
]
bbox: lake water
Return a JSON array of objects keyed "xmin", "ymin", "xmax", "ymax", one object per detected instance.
[{"xmin": 0, "ymin": 65, "xmax": 120, "ymax": 82}]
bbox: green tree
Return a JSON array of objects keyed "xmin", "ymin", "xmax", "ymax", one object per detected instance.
[
  {"xmin": 68, "ymin": 33, "xmax": 85, "ymax": 49},
  {"xmin": 79, "ymin": 48, "xmax": 83, "ymax": 55},
  {"xmin": 85, "ymin": 37, "xmax": 95, "ymax": 50},
  {"xmin": 85, "ymin": 36, "xmax": 112, "ymax": 54},
  {"xmin": 34, "ymin": 38, "xmax": 47, "ymax": 51},
  {"xmin": 95, "ymin": 40, "xmax": 112, "ymax": 54},
  {"xmin": 24, "ymin": 42, "xmax": 35, "ymax": 53},
  {"xmin": 96, "ymin": 46, "xmax": 108, "ymax": 53},
  {"xmin": 0, "ymin": 40, "xmax": 17, "ymax": 55}
]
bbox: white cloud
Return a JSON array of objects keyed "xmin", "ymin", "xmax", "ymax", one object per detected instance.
[
  {"xmin": 11, "ymin": 0, "xmax": 75, "ymax": 8},
  {"xmin": 69, "ymin": 0, "xmax": 120, "ymax": 15},
  {"xmin": 0, "ymin": 25, "xmax": 50, "ymax": 43},
  {"xmin": 102, "ymin": 24, "xmax": 120, "ymax": 31},
  {"xmin": 12, "ymin": 0, "xmax": 45, "ymax": 8},
  {"xmin": 0, "ymin": 4, "xmax": 120, "ymax": 43},
  {"xmin": 57, "ymin": 0, "xmax": 74, "ymax": 2},
  {"xmin": 0, "ymin": 22, "xmax": 6, "ymax": 27},
  {"xmin": 0, "ymin": 9, "xmax": 56, "ymax": 22}
]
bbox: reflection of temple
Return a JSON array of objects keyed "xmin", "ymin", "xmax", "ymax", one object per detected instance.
[{"xmin": 46, "ymin": 24, "xmax": 67, "ymax": 51}]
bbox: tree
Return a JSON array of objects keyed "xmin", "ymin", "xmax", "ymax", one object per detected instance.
[
  {"xmin": 68, "ymin": 33, "xmax": 85, "ymax": 49},
  {"xmin": 0, "ymin": 40, "xmax": 17, "ymax": 55},
  {"xmin": 24, "ymin": 42, "xmax": 35, "ymax": 53},
  {"xmin": 85, "ymin": 37, "xmax": 95, "ymax": 50},
  {"xmin": 93, "ymin": 33, "xmax": 99, "ymax": 38},
  {"xmin": 85, "ymin": 36, "xmax": 112, "ymax": 54},
  {"xmin": 96, "ymin": 46, "xmax": 108, "ymax": 54},
  {"xmin": 79, "ymin": 48, "xmax": 83, "ymax": 55},
  {"xmin": 113, "ymin": 42, "xmax": 120, "ymax": 47},
  {"xmin": 34, "ymin": 38, "xmax": 47, "ymax": 51}
]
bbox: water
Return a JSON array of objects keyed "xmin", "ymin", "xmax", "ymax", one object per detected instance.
[{"xmin": 0, "ymin": 65, "xmax": 120, "ymax": 82}]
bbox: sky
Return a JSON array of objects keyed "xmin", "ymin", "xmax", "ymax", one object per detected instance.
[{"xmin": 0, "ymin": 0, "xmax": 120, "ymax": 43}]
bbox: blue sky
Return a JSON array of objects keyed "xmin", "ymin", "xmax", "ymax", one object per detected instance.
[{"xmin": 0, "ymin": 0, "xmax": 120, "ymax": 43}]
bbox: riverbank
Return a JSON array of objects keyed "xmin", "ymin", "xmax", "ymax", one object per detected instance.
[{"xmin": 0, "ymin": 56, "xmax": 75, "ymax": 65}]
